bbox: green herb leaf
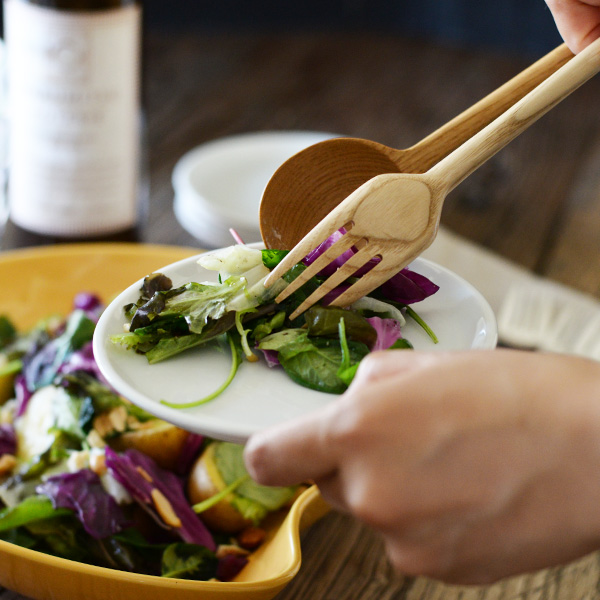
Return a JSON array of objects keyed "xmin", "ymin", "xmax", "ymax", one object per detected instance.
[
  {"xmin": 261, "ymin": 249, "xmax": 289, "ymax": 269},
  {"xmin": 161, "ymin": 543, "xmax": 218, "ymax": 580}
]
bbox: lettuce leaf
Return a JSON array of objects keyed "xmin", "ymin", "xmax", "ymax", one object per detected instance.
[{"xmin": 213, "ymin": 442, "xmax": 297, "ymax": 521}]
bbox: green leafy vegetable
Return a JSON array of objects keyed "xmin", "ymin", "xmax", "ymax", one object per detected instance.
[
  {"xmin": 212, "ymin": 442, "xmax": 297, "ymax": 524},
  {"xmin": 0, "ymin": 495, "xmax": 71, "ymax": 532},
  {"xmin": 161, "ymin": 543, "xmax": 218, "ymax": 580},
  {"xmin": 259, "ymin": 329, "xmax": 369, "ymax": 394},
  {"xmin": 250, "ymin": 310, "xmax": 286, "ymax": 342},
  {"xmin": 261, "ymin": 249, "xmax": 289, "ymax": 269},
  {"xmin": 304, "ymin": 306, "xmax": 378, "ymax": 348},
  {"xmin": 0, "ymin": 316, "xmax": 17, "ymax": 350}
]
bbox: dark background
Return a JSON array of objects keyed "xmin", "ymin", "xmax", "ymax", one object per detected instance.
[{"xmin": 142, "ymin": 0, "xmax": 563, "ymax": 57}]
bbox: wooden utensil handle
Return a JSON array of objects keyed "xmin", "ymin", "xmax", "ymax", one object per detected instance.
[
  {"xmin": 430, "ymin": 37, "xmax": 600, "ymax": 194},
  {"xmin": 402, "ymin": 43, "xmax": 574, "ymax": 173}
]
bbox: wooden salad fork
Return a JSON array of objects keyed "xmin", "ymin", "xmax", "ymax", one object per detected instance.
[{"xmin": 265, "ymin": 37, "xmax": 600, "ymax": 320}]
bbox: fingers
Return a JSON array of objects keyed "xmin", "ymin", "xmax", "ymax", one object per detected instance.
[
  {"xmin": 243, "ymin": 399, "xmax": 341, "ymax": 487},
  {"xmin": 545, "ymin": 0, "xmax": 600, "ymax": 53},
  {"xmin": 244, "ymin": 351, "xmax": 448, "ymax": 489},
  {"xmin": 350, "ymin": 349, "xmax": 447, "ymax": 387}
]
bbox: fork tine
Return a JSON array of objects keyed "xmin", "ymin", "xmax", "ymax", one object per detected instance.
[
  {"xmin": 274, "ymin": 233, "xmax": 361, "ymax": 304},
  {"xmin": 264, "ymin": 219, "xmax": 345, "ymax": 289},
  {"xmin": 288, "ymin": 245, "xmax": 377, "ymax": 320},
  {"xmin": 328, "ymin": 256, "xmax": 400, "ymax": 308}
]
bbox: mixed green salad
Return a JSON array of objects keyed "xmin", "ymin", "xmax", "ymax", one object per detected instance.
[
  {"xmin": 0, "ymin": 295, "xmax": 298, "ymax": 581},
  {"xmin": 111, "ymin": 233, "xmax": 439, "ymax": 403}
]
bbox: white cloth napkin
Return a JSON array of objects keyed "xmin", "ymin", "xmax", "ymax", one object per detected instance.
[{"xmin": 422, "ymin": 227, "xmax": 600, "ymax": 358}]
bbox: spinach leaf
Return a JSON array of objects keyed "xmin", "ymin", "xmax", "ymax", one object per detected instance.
[
  {"xmin": 25, "ymin": 515, "xmax": 94, "ymax": 562},
  {"xmin": 161, "ymin": 543, "xmax": 218, "ymax": 580},
  {"xmin": 0, "ymin": 527, "xmax": 37, "ymax": 548},
  {"xmin": 103, "ymin": 529, "xmax": 168, "ymax": 575},
  {"xmin": 0, "ymin": 495, "xmax": 71, "ymax": 531},
  {"xmin": 250, "ymin": 310, "xmax": 286, "ymax": 342},
  {"xmin": 261, "ymin": 330, "xmax": 369, "ymax": 394},
  {"xmin": 304, "ymin": 306, "xmax": 377, "ymax": 348}
]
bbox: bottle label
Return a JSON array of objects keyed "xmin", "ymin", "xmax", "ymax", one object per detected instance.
[{"xmin": 4, "ymin": 0, "xmax": 141, "ymax": 236}]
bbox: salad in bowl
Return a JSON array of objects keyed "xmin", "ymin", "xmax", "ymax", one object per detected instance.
[{"xmin": 0, "ymin": 293, "xmax": 305, "ymax": 582}]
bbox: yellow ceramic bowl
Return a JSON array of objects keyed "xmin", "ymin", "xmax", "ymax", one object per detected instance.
[{"xmin": 0, "ymin": 243, "xmax": 329, "ymax": 600}]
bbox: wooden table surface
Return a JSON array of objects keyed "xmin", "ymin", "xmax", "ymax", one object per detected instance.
[{"xmin": 3, "ymin": 31, "xmax": 600, "ymax": 600}]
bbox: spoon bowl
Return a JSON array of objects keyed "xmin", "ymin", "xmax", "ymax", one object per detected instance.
[{"xmin": 259, "ymin": 44, "xmax": 573, "ymax": 249}]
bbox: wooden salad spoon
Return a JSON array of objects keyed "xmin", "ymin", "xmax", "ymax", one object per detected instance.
[
  {"xmin": 265, "ymin": 37, "xmax": 600, "ymax": 319},
  {"xmin": 259, "ymin": 43, "xmax": 573, "ymax": 250}
]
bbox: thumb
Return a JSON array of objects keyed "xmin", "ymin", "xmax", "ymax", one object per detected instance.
[{"xmin": 244, "ymin": 400, "xmax": 341, "ymax": 487}]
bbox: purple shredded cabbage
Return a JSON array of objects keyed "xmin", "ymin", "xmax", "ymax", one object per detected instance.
[
  {"xmin": 73, "ymin": 293, "xmax": 104, "ymax": 322},
  {"xmin": 105, "ymin": 447, "xmax": 216, "ymax": 551},
  {"xmin": 0, "ymin": 423, "xmax": 16, "ymax": 456},
  {"xmin": 302, "ymin": 229, "xmax": 439, "ymax": 304},
  {"xmin": 365, "ymin": 317, "xmax": 403, "ymax": 351},
  {"xmin": 216, "ymin": 553, "xmax": 249, "ymax": 582},
  {"xmin": 14, "ymin": 374, "xmax": 33, "ymax": 417},
  {"xmin": 36, "ymin": 469, "xmax": 130, "ymax": 539}
]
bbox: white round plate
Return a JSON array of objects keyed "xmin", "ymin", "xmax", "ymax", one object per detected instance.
[
  {"xmin": 93, "ymin": 251, "xmax": 497, "ymax": 443},
  {"xmin": 172, "ymin": 131, "xmax": 336, "ymax": 246}
]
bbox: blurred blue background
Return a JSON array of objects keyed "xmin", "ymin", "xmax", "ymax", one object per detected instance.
[{"xmin": 143, "ymin": 0, "xmax": 563, "ymax": 56}]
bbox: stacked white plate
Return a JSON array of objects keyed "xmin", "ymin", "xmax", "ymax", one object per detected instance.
[{"xmin": 172, "ymin": 130, "xmax": 335, "ymax": 248}]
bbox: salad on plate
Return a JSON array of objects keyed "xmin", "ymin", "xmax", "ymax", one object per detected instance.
[{"xmin": 110, "ymin": 232, "xmax": 440, "ymax": 405}]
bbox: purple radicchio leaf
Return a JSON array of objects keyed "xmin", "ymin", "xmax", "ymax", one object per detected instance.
[
  {"xmin": 379, "ymin": 268, "xmax": 440, "ymax": 305},
  {"xmin": 259, "ymin": 348, "xmax": 280, "ymax": 368},
  {"xmin": 174, "ymin": 433, "xmax": 205, "ymax": 476},
  {"xmin": 216, "ymin": 553, "xmax": 249, "ymax": 582},
  {"xmin": 57, "ymin": 341, "xmax": 110, "ymax": 386},
  {"xmin": 365, "ymin": 317, "xmax": 403, "ymax": 351},
  {"xmin": 73, "ymin": 293, "xmax": 104, "ymax": 322},
  {"xmin": 36, "ymin": 469, "xmax": 130, "ymax": 539},
  {"xmin": 0, "ymin": 423, "xmax": 16, "ymax": 456},
  {"xmin": 303, "ymin": 229, "xmax": 354, "ymax": 276},
  {"xmin": 302, "ymin": 229, "xmax": 439, "ymax": 304},
  {"xmin": 14, "ymin": 374, "xmax": 33, "ymax": 418},
  {"xmin": 105, "ymin": 447, "xmax": 216, "ymax": 551}
]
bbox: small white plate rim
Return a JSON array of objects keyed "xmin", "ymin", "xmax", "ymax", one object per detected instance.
[
  {"xmin": 172, "ymin": 130, "xmax": 338, "ymax": 231},
  {"xmin": 93, "ymin": 248, "xmax": 497, "ymax": 444}
]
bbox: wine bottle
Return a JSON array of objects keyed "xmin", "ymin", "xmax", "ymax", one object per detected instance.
[{"xmin": 2, "ymin": 0, "xmax": 144, "ymax": 244}]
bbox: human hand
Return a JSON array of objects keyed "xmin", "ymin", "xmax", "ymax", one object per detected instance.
[
  {"xmin": 545, "ymin": 0, "xmax": 600, "ymax": 53},
  {"xmin": 244, "ymin": 349, "xmax": 600, "ymax": 584}
]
